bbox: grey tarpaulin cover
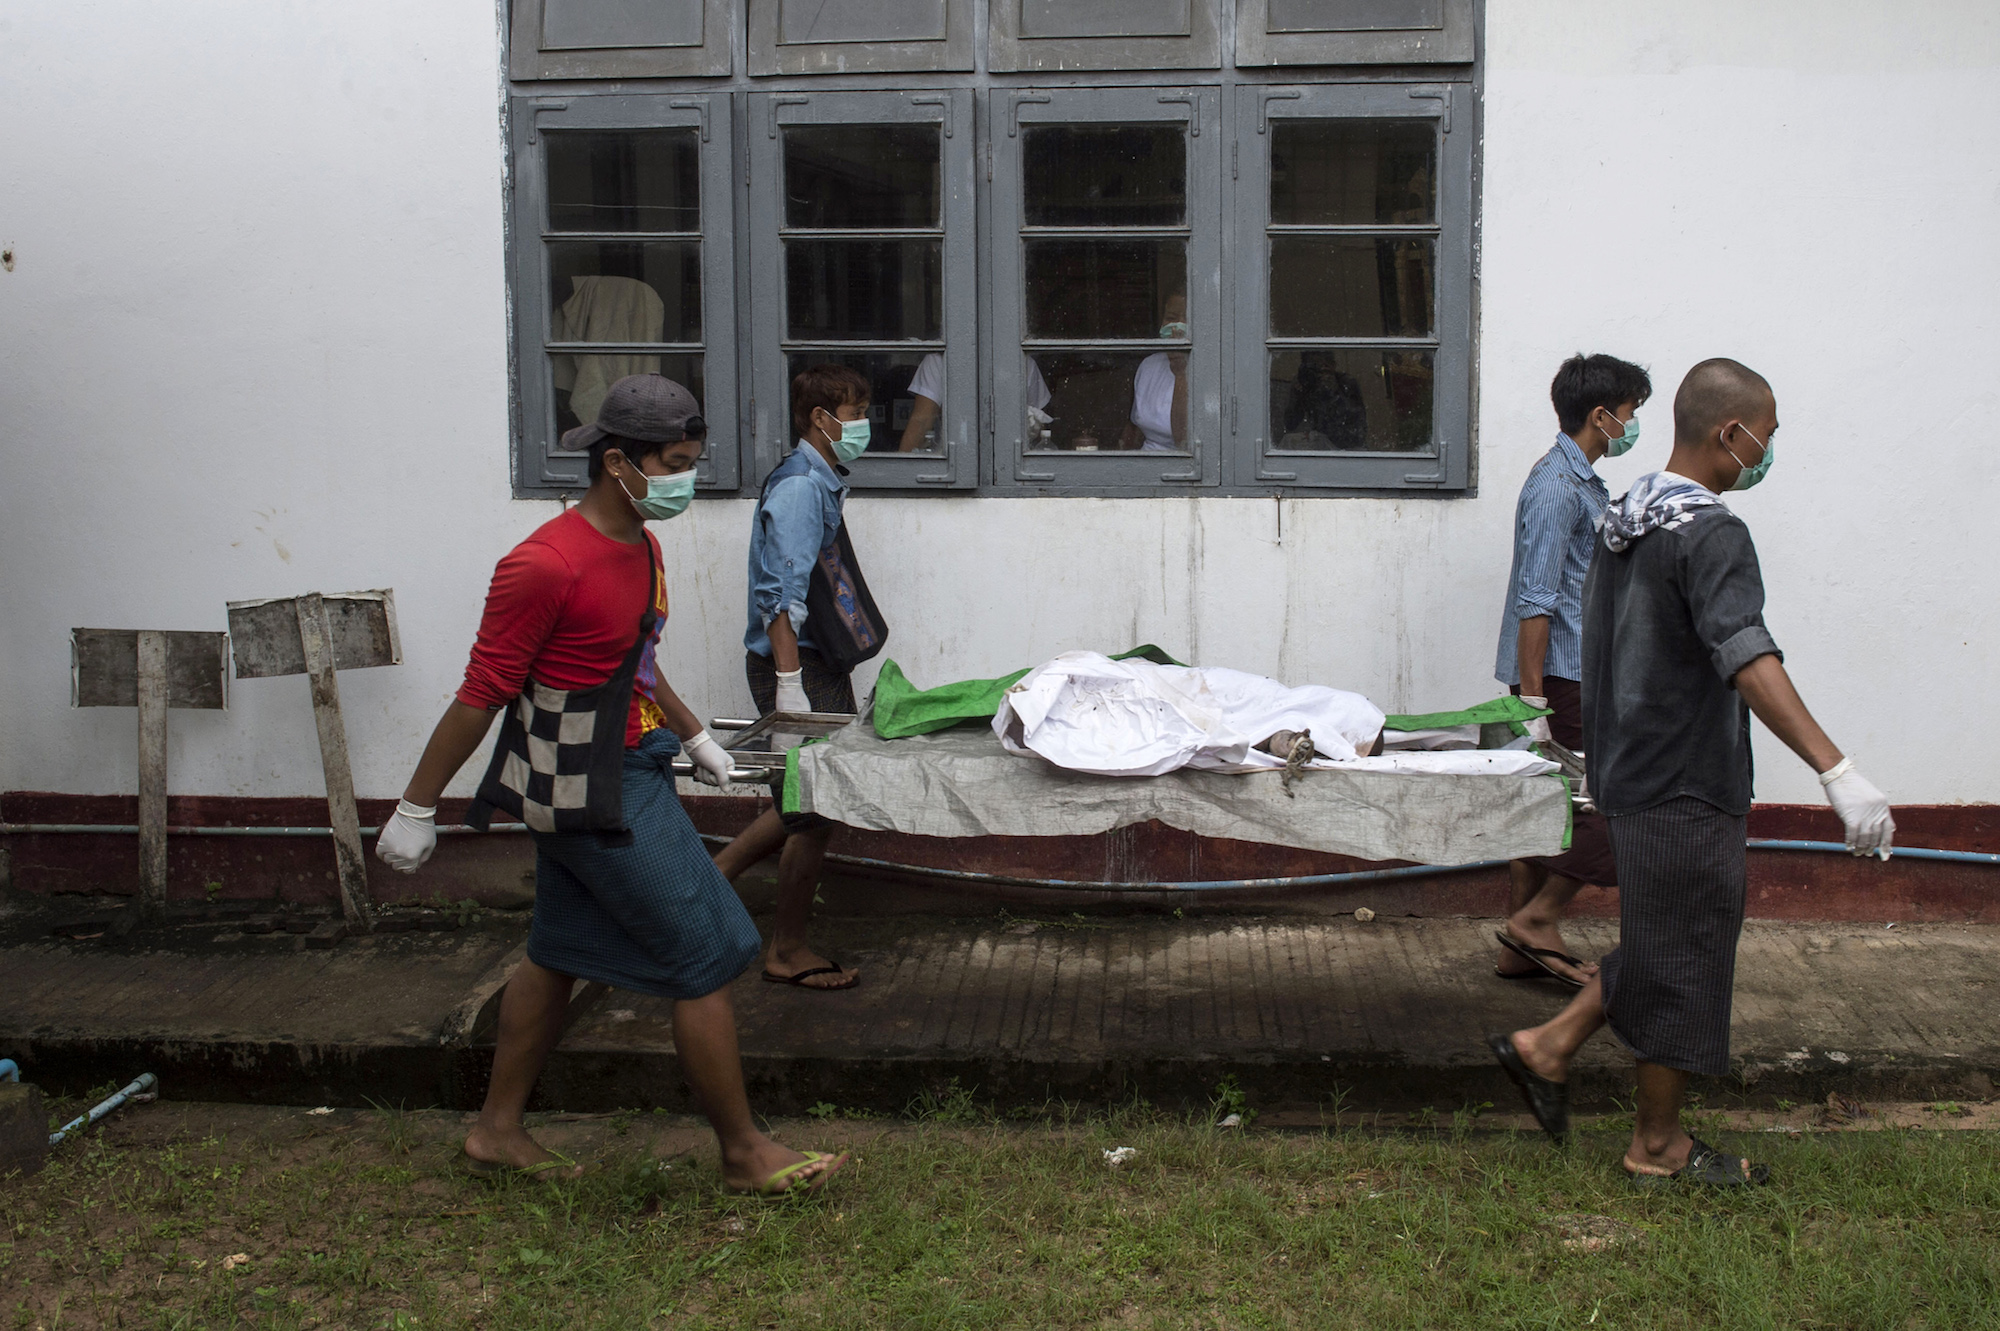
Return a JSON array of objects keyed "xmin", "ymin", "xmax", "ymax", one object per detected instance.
[{"xmin": 794, "ymin": 722, "xmax": 1569, "ymax": 865}]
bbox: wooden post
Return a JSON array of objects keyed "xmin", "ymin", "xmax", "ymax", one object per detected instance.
[
  {"xmin": 296, "ymin": 593, "xmax": 374, "ymax": 931},
  {"xmin": 134, "ymin": 630, "xmax": 170, "ymax": 919}
]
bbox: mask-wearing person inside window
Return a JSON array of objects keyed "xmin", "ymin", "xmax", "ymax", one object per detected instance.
[{"xmin": 1120, "ymin": 291, "xmax": 1189, "ymax": 453}]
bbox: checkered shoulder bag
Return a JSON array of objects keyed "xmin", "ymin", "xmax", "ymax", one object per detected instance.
[{"xmin": 464, "ymin": 538, "xmax": 659, "ymax": 846}]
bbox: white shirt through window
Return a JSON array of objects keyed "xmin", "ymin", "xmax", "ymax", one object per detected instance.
[{"xmin": 1130, "ymin": 352, "xmax": 1179, "ymax": 452}]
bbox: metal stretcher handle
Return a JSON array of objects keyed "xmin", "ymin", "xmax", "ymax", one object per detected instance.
[{"xmin": 670, "ymin": 758, "xmax": 781, "ymax": 783}]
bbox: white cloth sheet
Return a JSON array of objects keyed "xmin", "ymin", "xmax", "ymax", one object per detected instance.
[{"xmin": 994, "ymin": 651, "xmax": 1387, "ymax": 777}]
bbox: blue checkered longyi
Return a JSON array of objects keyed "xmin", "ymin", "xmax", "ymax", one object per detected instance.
[{"xmin": 525, "ymin": 728, "xmax": 761, "ymax": 1000}]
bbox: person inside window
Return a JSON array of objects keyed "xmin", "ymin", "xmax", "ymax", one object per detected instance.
[
  {"xmin": 1120, "ymin": 292, "xmax": 1189, "ymax": 453},
  {"xmin": 899, "ymin": 353, "xmax": 1052, "ymax": 452}
]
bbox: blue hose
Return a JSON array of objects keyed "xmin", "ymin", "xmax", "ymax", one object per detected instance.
[
  {"xmin": 1748, "ymin": 839, "xmax": 2000, "ymax": 866},
  {"xmin": 48, "ymin": 1072, "xmax": 157, "ymax": 1146},
  {"xmin": 0, "ymin": 1060, "xmax": 18, "ymax": 1083}
]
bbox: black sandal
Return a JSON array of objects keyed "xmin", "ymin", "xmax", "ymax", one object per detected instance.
[
  {"xmin": 1488, "ymin": 1033, "xmax": 1570, "ymax": 1142},
  {"xmin": 1494, "ymin": 930, "xmax": 1590, "ymax": 990},
  {"xmin": 761, "ymin": 963, "xmax": 859, "ymax": 991},
  {"xmin": 1629, "ymin": 1136, "xmax": 1770, "ymax": 1188}
]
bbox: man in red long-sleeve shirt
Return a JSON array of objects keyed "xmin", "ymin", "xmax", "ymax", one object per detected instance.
[{"xmin": 375, "ymin": 376, "xmax": 846, "ymax": 1193}]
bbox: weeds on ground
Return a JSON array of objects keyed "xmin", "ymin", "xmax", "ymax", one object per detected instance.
[{"xmin": 4, "ymin": 1099, "xmax": 1998, "ymax": 1330}]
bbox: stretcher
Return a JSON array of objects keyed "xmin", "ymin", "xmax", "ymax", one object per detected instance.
[{"xmin": 680, "ymin": 707, "xmax": 1572, "ymax": 868}]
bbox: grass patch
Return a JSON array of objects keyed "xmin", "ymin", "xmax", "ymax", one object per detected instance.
[{"xmin": 4, "ymin": 1101, "xmax": 1997, "ymax": 1329}]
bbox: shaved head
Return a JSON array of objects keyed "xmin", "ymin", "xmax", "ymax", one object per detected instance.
[{"xmin": 1673, "ymin": 358, "xmax": 1773, "ymax": 443}]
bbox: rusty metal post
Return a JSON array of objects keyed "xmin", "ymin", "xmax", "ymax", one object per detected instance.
[
  {"xmin": 134, "ymin": 630, "xmax": 169, "ymax": 919},
  {"xmin": 295, "ymin": 594, "xmax": 374, "ymax": 931}
]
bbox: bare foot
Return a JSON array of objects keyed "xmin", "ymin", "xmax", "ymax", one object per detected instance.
[
  {"xmin": 463, "ymin": 1121, "xmax": 584, "ymax": 1177},
  {"xmin": 1507, "ymin": 1026, "xmax": 1568, "ymax": 1084},
  {"xmin": 763, "ymin": 945, "xmax": 858, "ymax": 990},
  {"xmin": 1624, "ymin": 1133, "xmax": 1704, "ymax": 1178},
  {"xmin": 1499, "ymin": 918, "xmax": 1600, "ymax": 984},
  {"xmin": 720, "ymin": 1138, "xmax": 848, "ymax": 1194}
]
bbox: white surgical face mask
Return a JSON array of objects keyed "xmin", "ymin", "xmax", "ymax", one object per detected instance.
[
  {"xmin": 618, "ymin": 465, "xmax": 695, "ymax": 520},
  {"xmin": 817, "ymin": 409, "xmax": 873, "ymax": 463},
  {"xmin": 1601, "ymin": 409, "xmax": 1640, "ymax": 457}
]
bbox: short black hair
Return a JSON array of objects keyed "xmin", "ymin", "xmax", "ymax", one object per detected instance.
[
  {"xmin": 1550, "ymin": 353, "xmax": 1653, "ymax": 435},
  {"xmin": 586, "ymin": 425, "xmax": 705, "ymax": 482},
  {"xmin": 1672, "ymin": 358, "xmax": 1771, "ymax": 444}
]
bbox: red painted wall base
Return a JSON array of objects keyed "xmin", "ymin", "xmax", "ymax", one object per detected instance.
[{"xmin": 3, "ymin": 791, "xmax": 1995, "ymax": 923}]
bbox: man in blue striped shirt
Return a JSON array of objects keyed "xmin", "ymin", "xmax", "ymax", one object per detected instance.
[{"xmin": 1492, "ymin": 353, "xmax": 1653, "ymax": 988}]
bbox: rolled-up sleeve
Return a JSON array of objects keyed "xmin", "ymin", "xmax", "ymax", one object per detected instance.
[
  {"xmin": 751, "ymin": 474, "xmax": 820, "ymax": 636},
  {"xmin": 1683, "ymin": 515, "xmax": 1782, "ymax": 684},
  {"xmin": 1512, "ymin": 472, "xmax": 1574, "ymax": 620}
]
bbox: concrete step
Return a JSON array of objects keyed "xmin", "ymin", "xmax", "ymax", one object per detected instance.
[{"xmin": 6, "ymin": 904, "xmax": 1995, "ymax": 1116}]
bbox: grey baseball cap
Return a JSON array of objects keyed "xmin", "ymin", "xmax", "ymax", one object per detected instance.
[{"xmin": 560, "ymin": 374, "xmax": 705, "ymax": 452}]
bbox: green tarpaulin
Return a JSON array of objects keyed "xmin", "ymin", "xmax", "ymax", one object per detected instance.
[
  {"xmin": 869, "ymin": 651, "xmax": 1549, "ymax": 741},
  {"xmin": 870, "ymin": 646, "xmax": 1182, "ymax": 740}
]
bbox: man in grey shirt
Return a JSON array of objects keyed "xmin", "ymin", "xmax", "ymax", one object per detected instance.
[{"xmin": 1489, "ymin": 358, "xmax": 1896, "ymax": 1186}]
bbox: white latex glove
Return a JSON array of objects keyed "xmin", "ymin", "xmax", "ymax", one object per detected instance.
[
  {"xmin": 1820, "ymin": 758, "xmax": 1895, "ymax": 859},
  {"xmin": 1519, "ymin": 695, "xmax": 1554, "ymax": 746},
  {"xmin": 774, "ymin": 669, "xmax": 811, "ymax": 716},
  {"xmin": 375, "ymin": 800, "xmax": 437, "ymax": 873},
  {"xmin": 684, "ymin": 729, "xmax": 733, "ymax": 793}
]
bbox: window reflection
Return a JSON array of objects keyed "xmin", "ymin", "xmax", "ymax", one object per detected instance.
[
  {"xmin": 1024, "ymin": 125, "xmax": 1186, "ymax": 227},
  {"xmin": 1270, "ymin": 120, "xmax": 1434, "ymax": 226},
  {"xmin": 1268, "ymin": 349, "xmax": 1432, "ymax": 453},
  {"xmin": 784, "ymin": 126, "xmax": 941, "ymax": 228},
  {"xmin": 546, "ymin": 130, "xmax": 700, "ymax": 232},
  {"xmin": 1025, "ymin": 240, "xmax": 1187, "ymax": 340},
  {"xmin": 784, "ymin": 239, "xmax": 943, "ymax": 341},
  {"xmin": 1268, "ymin": 236, "xmax": 1433, "ymax": 339}
]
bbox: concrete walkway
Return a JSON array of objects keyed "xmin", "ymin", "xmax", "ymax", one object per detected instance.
[{"xmin": 5, "ymin": 902, "xmax": 1994, "ymax": 1114}]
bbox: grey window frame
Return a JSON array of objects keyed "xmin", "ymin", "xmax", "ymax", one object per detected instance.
[
  {"xmin": 747, "ymin": 89, "xmax": 979, "ymax": 489},
  {"xmin": 989, "ymin": 85, "xmax": 1225, "ymax": 491},
  {"xmin": 510, "ymin": 0, "xmax": 732, "ymax": 79},
  {"xmin": 1230, "ymin": 82, "xmax": 1472, "ymax": 491},
  {"xmin": 989, "ymin": 0, "xmax": 1222, "ymax": 72},
  {"xmin": 1234, "ymin": 0, "xmax": 1474, "ymax": 67},
  {"xmin": 509, "ymin": 94, "xmax": 742, "ymax": 495},
  {"xmin": 749, "ymin": 0, "xmax": 975, "ymax": 75}
]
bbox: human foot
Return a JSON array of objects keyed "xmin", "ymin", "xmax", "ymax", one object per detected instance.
[
  {"xmin": 463, "ymin": 1122, "xmax": 584, "ymax": 1178},
  {"xmin": 1497, "ymin": 920, "xmax": 1598, "ymax": 985},
  {"xmin": 761, "ymin": 946, "xmax": 858, "ymax": 991},
  {"xmin": 1625, "ymin": 1134, "xmax": 1767, "ymax": 1186},
  {"xmin": 721, "ymin": 1139, "xmax": 849, "ymax": 1195}
]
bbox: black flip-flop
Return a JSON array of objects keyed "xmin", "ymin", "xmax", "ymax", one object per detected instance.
[
  {"xmin": 761, "ymin": 963, "xmax": 858, "ymax": 991},
  {"xmin": 1628, "ymin": 1135, "xmax": 1770, "ymax": 1189},
  {"xmin": 1488, "ymin": 1033, "xmax": 1570, "ymax": 1142},
  {"xmin": 1494, "ymin": 931, "xmax": 1589, "ymax": 990}
]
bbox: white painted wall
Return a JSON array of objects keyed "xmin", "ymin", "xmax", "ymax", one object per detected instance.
[{"xmin": 2, "ymin": 2, "xmax": 1994, "ymax": 810}]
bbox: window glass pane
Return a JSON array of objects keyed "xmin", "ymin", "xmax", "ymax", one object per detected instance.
[
  {"xmin": 553, "ymin": 352, "xmax": 705, "ymax": 441},
  {"xmin": 1268, "ymin": 237, "xmax": 1433, "ymax": 338},
  {"xmin": 1031, "ymin": 350, "xmax": 1189, "ymax": 453},
  {"xmin": 1270, "ymin": 120, "xmax": 1435, "ymax": 226},
  {"xmin": 1025, "ymin": 240, "xmax": 1187, "ymax": 340},
  {"xmin": 546, "ymin": 130, "xmax": 700, "ymax": 233},
  {"xmin": 784, "ymin": 351, "xmax": 943, "ymax": 454},
  {"xmin": 547, "ymin": 242, "xmax": 702, "ymax": 343},
  {"xmin": 785, "ymin": 240, "xmax": 942, "ymax": 340},
  {"xmin": 1267, "ymin": 349, "xmax": 1433, "ymax": 453},
  {"xmin": 1024, "ymin": 126, "xmax": 1186, "ymax": 227},
  {"xmin": 783, "ymin": 126, "xmax": 941, "ymax": 229}
]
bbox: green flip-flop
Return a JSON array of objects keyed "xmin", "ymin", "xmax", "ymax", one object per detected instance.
[{"xmin": 735, "ymin": 1150, "xmax": 850, "ymax": 1197}]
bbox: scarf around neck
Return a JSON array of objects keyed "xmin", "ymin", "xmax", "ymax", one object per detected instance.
[{"xmin": 1599, "ymin": 472, "xmax": 1727, "ymax": 553}]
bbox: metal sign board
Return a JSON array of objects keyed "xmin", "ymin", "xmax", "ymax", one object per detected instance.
[
  {"xmin": 226, "ymin": 590, "xmax": 401, "ymax": 679},
  {"xmin": 71, "ymin": 629, "xmax": 229, "ymax": 709}
]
